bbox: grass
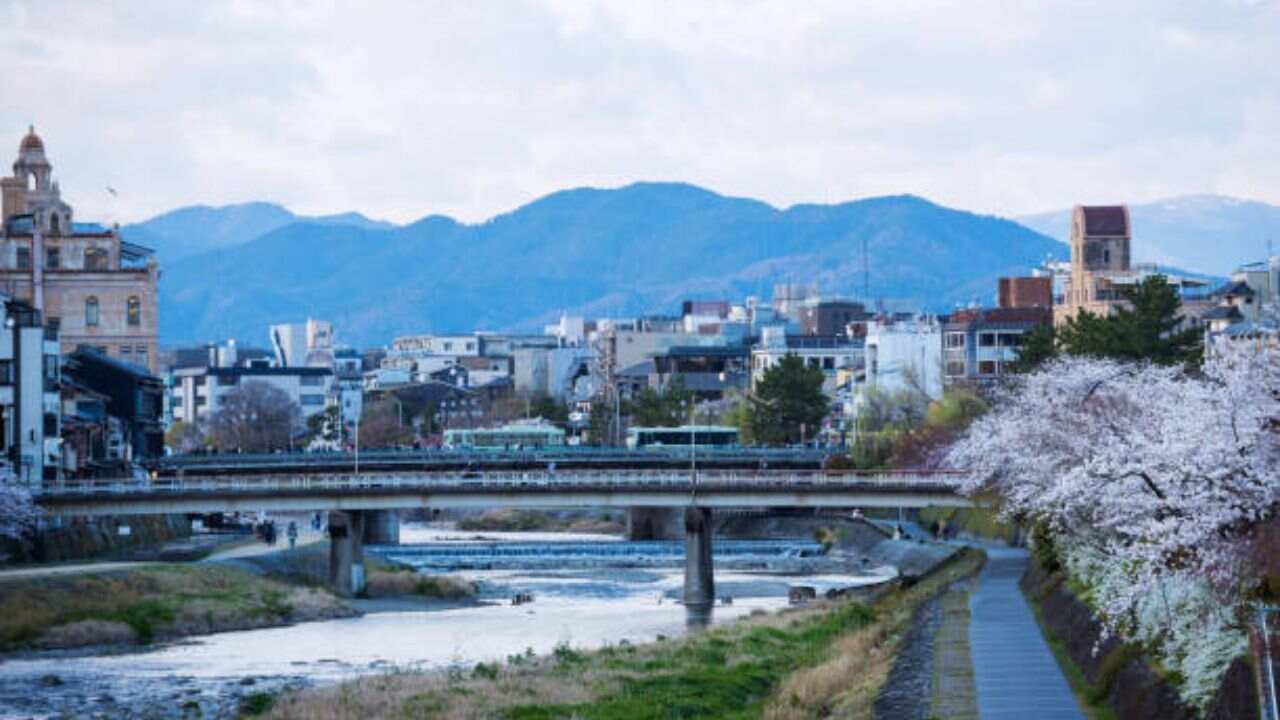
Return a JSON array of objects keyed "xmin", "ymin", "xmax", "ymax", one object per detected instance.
[
  {"xmin": 918, "ymin": 502, "xmax": 1017, "ymax": 543},
  {"xmin": 0, "ymin": 564, "xmax": 351, "ymax": 651},
  {"xmin": 265, "ymin": 548, "xmax": 987, "ymax": 720}
]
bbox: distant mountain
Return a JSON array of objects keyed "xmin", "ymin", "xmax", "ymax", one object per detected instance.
[
  {"xmin": 157, "ymin": 182, "xmax": 1065, "ymax": 347},
  {"xmin": 121, "ymin": 202, "xmax": 397, "ymax": 262},
  {"xmin": 1018, "ymin": 195, "xmax": 1280, "ymax": 277}
]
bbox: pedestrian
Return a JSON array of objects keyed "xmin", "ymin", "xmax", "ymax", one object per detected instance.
[
  {"xmin": 929, "ymin": 520, "xmax": 940, "ymax": 538},
  {"xmin": 287, "ymin": 521, "xmax": 298, "ymax": 550}
]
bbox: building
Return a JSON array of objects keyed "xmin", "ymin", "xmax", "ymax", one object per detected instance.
[
  {"xmin": 1054, "ymin": 205, "xmax": 1209, "ymax": 326},
  {"xmin": 798, "ymin": 299, "xmax": 869, "ymax": 338},
  {"xmin": 62, "ymin": 346, "xmax": 164, "ymax": 470},
  {"xmin": 270, "ymin": 318, "xmax": 334, "ymax": 368},
  {"xmin": 172, "ymin": 355, "xmax": 334, "ymax": 425},
  {"xmin": 997, "ymin": 276, "xmax": 1052, "ymax": 310},
  {"xmin": 650, "ymin": 345, "xmax": 751, "ymax": 400},
  {"xmin": 944, "ymin": 307, "xmax": 1052, "ymax": 383},
  {"xmin": 750, "ymin": 326, "xmax": 863, "ymax": 396},
  {"xmin": 0, "ymin": 298, "xmax": 60, "ymax": 485},
  {"xmin": 864, "ymin": 316, "xmax": 943, "ymax": 399},
  {"xmin": 0, "ymin": 127, "xmax": 160, "ymax": 373}
]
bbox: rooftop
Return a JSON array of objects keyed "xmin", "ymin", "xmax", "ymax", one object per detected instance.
[{"xmin": 1079, "ymin": 205, "xmax": 1129, "ymax": 236}]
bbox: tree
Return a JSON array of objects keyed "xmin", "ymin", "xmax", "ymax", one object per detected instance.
[
  {"xmin": 719, "ymin": 392, "xmax": 756, "ymax": 445},
  {"xmin": 946, "ymin": 342, "xmax": 1279, "ymax": 703},
  {"xmin": 1017, "ymin": 276, "xmax": 1203, "ymax": 372},
  {"xmin": 359, "ymin": 399, "xmax": 414, "ymax": 449},
  {"xmin": 209, "ymin": 381, "xmax": 303, "ymax": 452},
  {"xmin": 164, "ymin": 420, "xmax": 206, "ymax": 453},
  {"xmin": 528, "ymin": 394, "xmax": 570, "ymax": 425},
  {"xmin": 0, "ymin": 467, "xmax": 37, "ymax": 541},
  {"xmin": 626, "ymin": 378, "xmax": 694, "ymax": 428},
  {"xmin": 748, "ymin": 355, "xmax": 829, "ymax": 445}
]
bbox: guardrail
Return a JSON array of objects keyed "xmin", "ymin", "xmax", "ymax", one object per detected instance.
[{"xmin": 35, "ymin": 469, "xmax": 965, "ymax": 498}]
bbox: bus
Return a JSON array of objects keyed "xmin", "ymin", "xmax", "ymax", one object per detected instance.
[
  {"xmin": 444, "ymin": 422, "xmax": 566, "ymax": 450},
  {"xmin": 626, "ymin": 425, "xmax": 739, "ymax": 450}
]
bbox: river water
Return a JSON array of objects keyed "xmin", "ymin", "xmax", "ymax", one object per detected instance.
[{"xmin": 0, "ymin": 524, "xmax": 891, "ymax": 719}]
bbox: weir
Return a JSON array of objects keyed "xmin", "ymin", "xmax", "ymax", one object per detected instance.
[{"xmin": 328, "ymin": 510, "xmax": 366, "ymax": 597}]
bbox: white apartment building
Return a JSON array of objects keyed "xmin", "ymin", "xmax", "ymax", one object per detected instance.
[
  {"xmin": 270, "ymin": 318, "xmax": 333, "ymax": 368},
  {"xmin": 750, "ymin": 325, "xmax": 863, "ymax": 396},
  {"xmin": 864, "ymin": 316, "xmax": 943, "ymax": 399},
  {"xmin": 0, "ymin": 298, "xmax": 61, "ymax": 485},
  {"xmin": 172, "ymin": 363, "xmax": 333, "ymax": 424}
]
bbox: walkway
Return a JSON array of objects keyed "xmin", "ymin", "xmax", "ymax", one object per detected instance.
[{"xmin": 969, "ymin": 546, "xmax": 1083, "ymax": 720}]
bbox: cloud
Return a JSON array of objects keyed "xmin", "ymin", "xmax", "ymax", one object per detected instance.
[{"xmin": 0, "ymin": 0, "xmax": 1276, "ymax": 224}]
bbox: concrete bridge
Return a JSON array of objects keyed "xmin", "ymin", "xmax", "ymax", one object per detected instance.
[{"xmin": 33, "ymin": 468, "xmax": 970, "ymax": 607}]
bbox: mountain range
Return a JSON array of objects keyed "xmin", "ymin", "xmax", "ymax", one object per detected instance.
[
  {"xmin": 127, "ymin": 184, "xmax": 1277, "ymax": 348},
  {"xmin": 143, "ymin": 184, "xmax": 1068, "ymax": 347}
]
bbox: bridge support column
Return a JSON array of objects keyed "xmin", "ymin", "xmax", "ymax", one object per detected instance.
[
  {"xmin": 363, "ymin": 509, "xmax": 400, "ymax": 545},
  {"xmin": 626, "ymin": 507, "xmax": 681, "ymax": 540},
  {"xmin": 683, "ymin": 506, "xmax": 714, "ymax": 610},
  {"xmin": 328, "ymin": 510, "xmax": 366, "ymax": 597}
]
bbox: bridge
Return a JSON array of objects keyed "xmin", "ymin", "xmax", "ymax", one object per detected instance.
[{"xmin": 34, "ymin": 460, "xmax": 970, "ymax": 607}]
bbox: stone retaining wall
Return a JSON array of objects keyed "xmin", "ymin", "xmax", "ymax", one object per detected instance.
[{"xmin": 1021, "ymin": 560, "xmax": 1257, "ymax": 719}]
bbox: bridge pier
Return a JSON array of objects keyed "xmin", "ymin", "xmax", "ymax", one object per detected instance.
[
  {"xmin": 363, "ymin": 509, "xmax": 400, "ymax": 545},
  {"xmin": 328, "ymin": 510, "xmax": 366, "ymax": 597},
  {"xmin": 683, "ymin": 506, "xmax": 714, "ymax": 610}
]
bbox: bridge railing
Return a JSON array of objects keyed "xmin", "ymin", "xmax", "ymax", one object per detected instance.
[{"xmin": 35, "ymin": 469, "xmax": 965, "ymax": 497}]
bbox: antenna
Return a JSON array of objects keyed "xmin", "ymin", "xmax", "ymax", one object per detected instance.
[{"xmin": 862, "ymin": 235, "xmax": 869, "ymax": 301}]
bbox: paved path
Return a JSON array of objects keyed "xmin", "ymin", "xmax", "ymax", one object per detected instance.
[{"xmin": 969, "ymin": 546, "xmax": 1083, "ymax": 720}]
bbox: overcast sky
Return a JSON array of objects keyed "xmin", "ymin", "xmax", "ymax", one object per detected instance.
[{"xmin": 1, "ymin": 1, "xmax": 1276, "ymax": 225}]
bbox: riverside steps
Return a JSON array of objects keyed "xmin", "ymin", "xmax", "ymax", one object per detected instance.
[{"xmin": 33, "ymin": 458, "xmax": 968, "ymax": 597}]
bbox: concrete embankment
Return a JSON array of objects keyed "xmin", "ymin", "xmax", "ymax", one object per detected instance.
[
  {"xmin": 1022, "ymin": 557, "xmax": 1259, "ymax": 720},
  {"xmin": 1, "ymin": 514, "xmax": 193, "ymax": 565}
]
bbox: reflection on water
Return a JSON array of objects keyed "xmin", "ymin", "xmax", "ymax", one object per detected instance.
[{"xmin": 0, "ymin": 525, "xmax": 889, "ymax": 718}]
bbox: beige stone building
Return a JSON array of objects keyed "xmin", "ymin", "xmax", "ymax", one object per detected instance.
[
  {"xmin": 1055, "ymin": 205, "xmax": 1133, "ymax": 324},
  {"xmin": 0, "ymin": 127, "xmax": 159, "ymax": 373}
]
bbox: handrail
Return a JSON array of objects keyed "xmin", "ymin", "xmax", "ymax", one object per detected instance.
[{"xmin": 35, "ymin": 468, "xmax": 964, "ymax": 498}]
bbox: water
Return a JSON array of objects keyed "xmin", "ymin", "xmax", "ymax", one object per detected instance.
[{"xmin": 0, "ymin": 525, "xmax": 890, "ymax": 719}]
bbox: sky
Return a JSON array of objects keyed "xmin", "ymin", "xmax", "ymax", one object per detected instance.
[{"xmin": 1, "ymin": 1, "xmax": 1277, "ymax": 225}]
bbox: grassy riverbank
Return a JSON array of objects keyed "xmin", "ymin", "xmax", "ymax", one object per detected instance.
[
  {"xmin": 0, "ymin": 564, "xmax": 355, "ymax": 651},
  {"xmin": 262, "ymin": 548, "xmax": 985, "ymax": 720}
]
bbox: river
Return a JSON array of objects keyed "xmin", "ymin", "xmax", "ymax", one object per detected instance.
[{"xmin": 0, "ymin": 523, "xmax": 891, "ymax": 719}]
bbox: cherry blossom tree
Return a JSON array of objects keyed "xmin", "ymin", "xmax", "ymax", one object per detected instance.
[
  {"xmin": 0, "ymin": 466, "xmax": 38, "ymax": 541},
  {"xmin": 947, "ymin": 340, "xmax": 1278, "ymax": 697}
]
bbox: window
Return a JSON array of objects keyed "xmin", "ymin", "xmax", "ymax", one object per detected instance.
[
  {"xmin": 44, "ymin": 355, "xmax": 58, "ymax": 381},
  {"xmin": 300, "ymin": 375, "xmax": 325, "ymax": 386},
  {"xmin": 465, "ymin": 342, "xmax": 475, "ymax": 351},
  {"xmin": 194, "ymin": 376, "xmax": 206, "ymax": 387},
  {"xmin": 822, "ymin": 357, "xmax": 835, "ymax": 370},
  {"xmin": 46, "ymin": 247, "xmax": 59, "ymax": 269},
  {"xmin": 0, "ymin": 360, "xmax": 13, "ymax": 385},
  {"xmin": 443, "ymin": 342, "xmax": 453, "ymax": 351},
  {"xmin": 945, "ymin": 361, "xmax": 966, "ymax": 377},
  {"xmin": 85, "ymin": 296, "xmax": 100, "ymax": 327},
  {"xmin": 978, "ymin": 360, "xmax": 997, "ymax": 375},
  {"xmin": 195, "ymin": 396, "xmax": 206, "ymax": 407},
  {"xmin": 120, "ymin": 346, "xmax": 132, "ymax": 356},
  {"xmin": 136, "ymin": 347, "xmax": 148, "ymax": 368},
  {"xmin": 217, "ymin": 374, "xmax": 237, "ymax": 386},
  {"xmin": 945, "ymin": 333, "xmax": 965, "ymax": 348},
  {"xmin": 979, "ymin": 333, "xmax": 996, "ymax": 347},
  {"xmin": 85, "ymin": 248, "xmax": 108, "ymax": 271},
  {"xmin": 46, "ymin": 317, "xmax": 59, "ymax": 333},
  {"xmin": 15, "ymin": 247, "xmax": 30, "ymax": 270},
  {"xmin": 999, "ymin": 333, "xmax": 1024, "ymax": 347},
  {"xmin": 50, "ymin": 214, "xmax": 60, "ymax": 234},
  {"xmin": 300, "ymin": 394, "xmax": 325, "ymax": 406},
  {"xmin": 43, "ymin": 413, "xmax": 57, "ymax": 436},
  {"xmin": 127, "ymin": 296, "xmax": 141, "ymax": 326}
]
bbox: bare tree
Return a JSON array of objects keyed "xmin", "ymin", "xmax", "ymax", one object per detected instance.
[
  {"xmin": 209, "ymin": 381, "xmax": 302, "ymax": 452},
  {"xmin": 358, "ymin": 399, "xmax": 414, "ymax": 449},
  {"xmin": 164, "ymin": 420, "xmax": 207, "ymax": 453}
]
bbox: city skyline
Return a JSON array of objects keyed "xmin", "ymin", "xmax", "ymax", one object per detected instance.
[{"xmin": 1, "ymin": 1, "xmax": 1277, "ymax": 225}]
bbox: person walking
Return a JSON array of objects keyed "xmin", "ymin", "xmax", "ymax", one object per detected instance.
[{"xmin": 287, "ymin": 521, "xmax": 298, "ymax": 550}]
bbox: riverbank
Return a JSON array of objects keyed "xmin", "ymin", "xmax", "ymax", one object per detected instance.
[
  {"xmin": 0, "ymin": 540, "xmax": 481, "ymax": 656},
  {"xmin": 0, "ymin": 563, "xmax": 356, "ymax": 654},
  {"xmin": 456, "ymin": 509, "xmax": 626, "ymax": 535},
  {"xmin": 262, "ymin": 547, "xmax": 986, "ymax": 719}
]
